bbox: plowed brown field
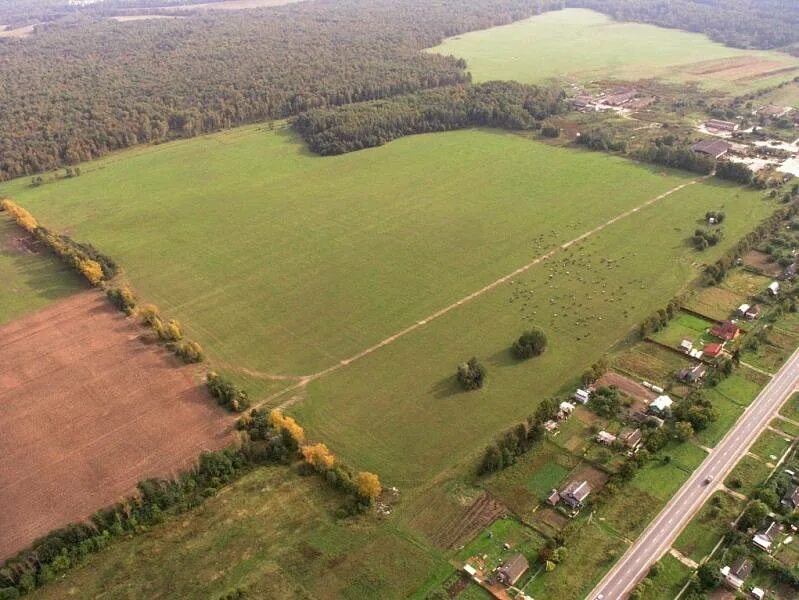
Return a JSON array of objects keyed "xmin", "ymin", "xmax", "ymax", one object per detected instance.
[{"xmin": 0, "ymin": 292, "xmax": 235, "ymax": 560}]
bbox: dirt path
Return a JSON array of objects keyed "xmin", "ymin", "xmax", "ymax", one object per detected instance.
[{"xmin": 249, "ymin": 176, "xmax": 707, "ymax": 412}]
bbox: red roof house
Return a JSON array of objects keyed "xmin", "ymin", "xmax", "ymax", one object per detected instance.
[
  {"xmin": 710, "ymin": 321, "xmax": 740, "ymax": 341},
  {"xmin": 704, "ymin": 342, "xmax": 724, "ymax": 358}
]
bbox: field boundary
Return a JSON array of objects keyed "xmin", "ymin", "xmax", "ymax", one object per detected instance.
[{"xmin": 249, "ymin": 175, "xmax": 708, "ymax": 411}]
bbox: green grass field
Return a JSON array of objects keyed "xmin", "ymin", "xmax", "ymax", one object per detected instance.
[
  {"xmin": 0, "ymin": 217, "xmax": 82, "ymax": 325},
  {"xmin": 751, "ymin": 430, "xmax": 793, "ymax": 462},
  {"xmin": 725, "ymin": 454, "xmax": 772, "ymax": 497},
  {"xmin": 638, "ymin": 554, "xmax": 693, "ymax": 600},
  {"xmin": 674, "ymin": 491, "xmax": 743, "ymax": 562},
  {"xmin": 0, "ymin": 125, "xmax": 700, "ymax": 383},
  {"xmin": 294, "ymin": 174, "xmax": 776, "ymax": 487},
  {"xmin": 781, "ymin": 393, "xmax": 799, "ymax": 423},
  {"xmin": 428, "ymin": 9, "xmax": 799, "ymax": 93},
  {"xmin": 29, "ymin": 465, "xmax": 450, "ymax": 600}
]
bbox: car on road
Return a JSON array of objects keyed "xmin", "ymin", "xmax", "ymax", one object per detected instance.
[{"xmin": 704, "ymin": 475, "xmax": 714, "ymax": 485}]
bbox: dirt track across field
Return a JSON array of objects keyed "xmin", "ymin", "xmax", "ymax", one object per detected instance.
[{"xmin": 0, "ymin": 292, "xmax": 235, "ymax": 560}]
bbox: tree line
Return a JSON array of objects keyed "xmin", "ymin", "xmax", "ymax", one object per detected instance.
[
  {"xmin": 294, "ymin": 81, "xmax": 565, "ymax": 155},
  {"xmin": 0, "ymin": 407, "xmax": 381, "ymax": 598},
  {"xmin": 5, "ymin": 0, "xmax": 798, "ymax": 179}
]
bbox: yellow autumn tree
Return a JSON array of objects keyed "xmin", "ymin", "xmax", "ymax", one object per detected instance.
[
  {"xmin": 301, "ymin": 443, "xmax": 336, "ymax": 471},
  {"xmin": 1, "ymin": 199, "xmax": 38, "ymax": 233},
  {"xmin": 165, "ymin": 319, "xmax": 183, "ymax": 341},
  {"xmin": 355, "ymin": 471, "xmax": 382, "ymax": 502},
  {"xmin": 268, "ymin": 409, "xmax": 305, "ymax": 445},
  {"xmin": 138, "ymin": 304, "xmax": 161, "ymax": 326},
  {"xmin": 78, "ymin": 259, "xmax": 104, "ymax": 286}
]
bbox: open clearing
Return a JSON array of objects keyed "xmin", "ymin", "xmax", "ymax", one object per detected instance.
[
  {"xmin": 0, "ymin": 126, "xmax": 702, "ymax": 383},
  {"xmin": 0, "ymin": 292, "xmax": 235, "ymax": 560},
  {"xmin": 0, "ymin": 125, "xmax": 779, "ymax": 490},
  {"xmin": 0, "ymin": 216, "xmax": 82, "ymax": 326},
  {"xmin": 428, "ymin": 9, "xmax": 799, "ymax": 93}
]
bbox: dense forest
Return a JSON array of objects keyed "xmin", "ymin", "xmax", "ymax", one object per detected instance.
[
  {"xmin": 1, "ymin": 0, "xmax": 799, "ymax": 179},
  {"xmin": 295, "ymin": 81, "xmax": 565, "ymax": 155}
]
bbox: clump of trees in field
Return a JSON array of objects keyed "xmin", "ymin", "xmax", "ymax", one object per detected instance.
[
  {"xmin": 478, "ymin": 398, "xmax": 560, "ymax": 474},
  {"xmin": 692, "ymin": 227, "xmax": 723, "ymax": 251},
  {"xmin": 106, "ymin": 286, "xmax": 136, "ymax": 315},
  {"xmin": 1, "ymin": 198, "xmax": 117, "ymax": 287},
  {"xmin": 295, "ymin": 81, "xmax": 565, "ymax": 155},
  {"xmin": 134, "ymin": 303, "xmax": 205, "ymax": 364},
  {"xmin": 206, "ymin": 372, "xmax": 250, "ymax": 413},
  {"xmin": 716, "ymin": 161, "xmax": 754, "ymax": 184},
  {"xmin": 512, "ymin": 327, "xmax": 548, "ymax": 359},
  {"xmin": 0, "ymin": 408, "xmax": 383, "ymax": 597},
  {"xmin": 457, "ymin": 357, "xmax": 487, "ymax": 390}
]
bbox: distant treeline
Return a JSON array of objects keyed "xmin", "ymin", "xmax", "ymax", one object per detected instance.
[
  {"xmin": 3, "ymin": 0, "xmax": 799, "ymax": 179},
  {"xmin": 294, "ymin": 81, "xmax": 566, "ymax": 155}
]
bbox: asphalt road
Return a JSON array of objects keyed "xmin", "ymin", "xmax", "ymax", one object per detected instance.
[{"xmin": 587, "ymin": 347, "xmax": 799, "ymax": 600}]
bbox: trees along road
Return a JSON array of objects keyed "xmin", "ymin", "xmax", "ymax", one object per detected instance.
[{"xmin": 587, "ymin": 347, "xmax": 799, "ymax": 600}]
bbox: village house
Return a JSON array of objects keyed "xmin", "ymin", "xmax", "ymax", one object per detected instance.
[
  {"xmin": 618, "ymin": 428, "xmax": 642, "ymax": 452},
  {"xmin": 768, "ymin": 281, "xmax": 780, "ymax": 295},
  {"xmin": 649, "ymin": 394, "xmax": 673, "ymax": 414},
  {"xmin": 704, "ymin": 118, "xmax": 738, "ymax": 132},
  {"xmin": 737, "ymin": 303, "xmax": 750, "ymax": 317},
  {"xmin": 596, "ymin": 430, "xmax": 617, "ymax": 445},
  {"xmin": 631, "ymin": 410, "xmax": 665, "ymax": 429},
  {"xmin": 711, "ymin": 320, "xmax": 740, "ymax": 341},
  {"xmin": 692, "ymin": 138, "xmax": 731, "ymax": 159},
  {"xmin": 497, "ymin": 553, "xmax": 529, "ymax": 587},
  {"xmin": 703, "ymin": 342, "xmax": 724, "ymax": 358},
  {"xmin": 546, "ymin": 490, "xmax": 561, "ymax": 506},
  {"xmin": 559, "ymin": 479, "xmax": 591, "ymax": 511},
  {"xmin": 678, "ymin": 363, "xmax": 707, "ymax": 384},
  {"xmin": 720, "ymin": 556, "xmax": 752, "ymax": 590},
  {"xmin": 781, "ymin": 484, "xmax": 799, "ymax": 510},
  {"xmin": 752, "ymin": 521, "xmax": 780, "ymax": 552},
  {"xmin": 679, "ymin": 339, "xmax": 693, "ymax": 353},
  {"xmin": 752, "ymin": 587, "xmax": 765, "ymax": 600},
  {"xmin": 745, "ymin": 304, "xmax": 762, "ymax": 320}
]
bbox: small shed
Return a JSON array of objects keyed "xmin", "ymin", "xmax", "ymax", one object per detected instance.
[
  {"xmin": 679, "ymin": 339, "xmax": 693, "ymax": 353},
  {"xmin": 574, "ymin": 389, "xmax": 590, "ymax": 404},
  {"xmin": 737, "ymin": 303, "xmax": 751, "ymax": 316},
  {"xmin": 768, "ymin": 281, "xmax": 780, "ymax": 295},
  {"xmin": 618, "ymin": 428, "xmax": 642, "ymax": 450},
  {"xmin": 546, "ymin": 490, "xmax": 561, "ymax": 506},
  {"xmin": 497, "ymin": 553, "xmax": 529, "ymax": 586}
]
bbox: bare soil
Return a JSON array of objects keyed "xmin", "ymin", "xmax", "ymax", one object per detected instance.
[
  {"xmin": 429, "ymin": 491, "xmax": 507, "ymax": 550},
  {"xmin": 597, "ymin": 371, "xmax": 656, "ymax": 403},
  {"xmin": 0, "ymin": 24, "xmax": 36, "ymax": 38},
  {"xmin": 743, "ymin": 249, "xmax": 783, "ymax": 277},
  {"xmin": 0, "ymin": 291, "xmax": 235, "ymax": 560}
]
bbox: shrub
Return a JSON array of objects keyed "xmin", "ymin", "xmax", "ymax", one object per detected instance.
[
  {"xmin": 456, "ymin": 357, "xmax": 486, "ymax": 390},
  {"xmin": 512, "ymin": 327, "xmax": 548, "ymax": 359},
  {"xmin": 205, "ymin": 372, "xmax": 250, "ymax": 412},
  {"xmin": 175, "ymin": 340, "xmax": 204, "ymax": 363},
  {"xmin": 106, "ymin": 286, "xmax": 136, "ymax": 315}
]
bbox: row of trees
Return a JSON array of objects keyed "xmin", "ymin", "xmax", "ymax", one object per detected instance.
[
  {"xmin": 1, "ymin": 198, "xmax": 116, "ymax": 286},
  {"xmin": 205, "ymin": 372, "xmax": 250, "ymax": 413},
  {"xmin": 294, "ymin": 81, "xmax": 565, "ymax": 155},
  {"xmin": 0, "ymin": 407, "xmax": 382, "ymax": 597}
]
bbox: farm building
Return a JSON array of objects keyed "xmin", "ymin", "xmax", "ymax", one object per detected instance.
[
  {"xmin": 603, "ymin": 88, "xmax": 637, "ymax": 106},
  {"xmin": 559, "ymin": 480, "xmax": 591, "ymax": 509},
  {"xmin": 618, "ymin": 428, "xmax": 642, "ymax": 451},
  {"xmin": 546, "ymin": 490, "xmax": 561, "ymax": 506},
  {"xmin": 782, "ymin": 485, "xmax": 799, "ymax": 510},
  {"xmin": 679, "ymin": 339, "xmax": 693, "ymax": 353},
  {"xmin": 752, "ymin": 521, "xmax": 780, "ymax": 552},
  {"xmin": 497, "ymin": 553, "xmax": 529, "ymax": 587},
  {"xmin": 649, "ymin": 395, "xmax": 673, "ymax": 413},
  {"xmin": 768, "ymin": 281, "xmax": 780, "ymax": 295},
  {"xmin": 596, "ymin": 431, "xmax": 617, "ymax": 445},
  {"xmin": 752, "ymin": 587, "xmax": 765, "ymax": 600},
  {"xmin": 573, "ymin": 95, "xmax": 593, "ymax": 110},
  {"xmin": 703, "ymin": 342, "xmax": 724, "ymax": 358},
  {"xmin": 721, "ymin": 556, "xmax": 752, "ymax": 590},
  {"xmin": 737, "ymin": 303, "xmax": 750, "ymax": 317},
  {"xmin": 692, "ymin": 138, "xmax": 731, "ymax": 158},
  {"xmin": 745, "ymin": 304, "xmax": 762, "ymax": 320},
  {"xmin": 573, "ymin": 388, "xmax": 591, "ymax": 404},
  {"xmin": 704, "ymin": 119, "xmax": 738, "ymax": 132},
  {"xmin": 710, "ymin": 320, "xmax": 740, "ymax": 341},
  {"xmin": 678, "ymin": 363, "xmax": 707, "ymax": 383},
  {"xmin": 757, "ymin": 104, "xmax": 793, "ymax": 119}
]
